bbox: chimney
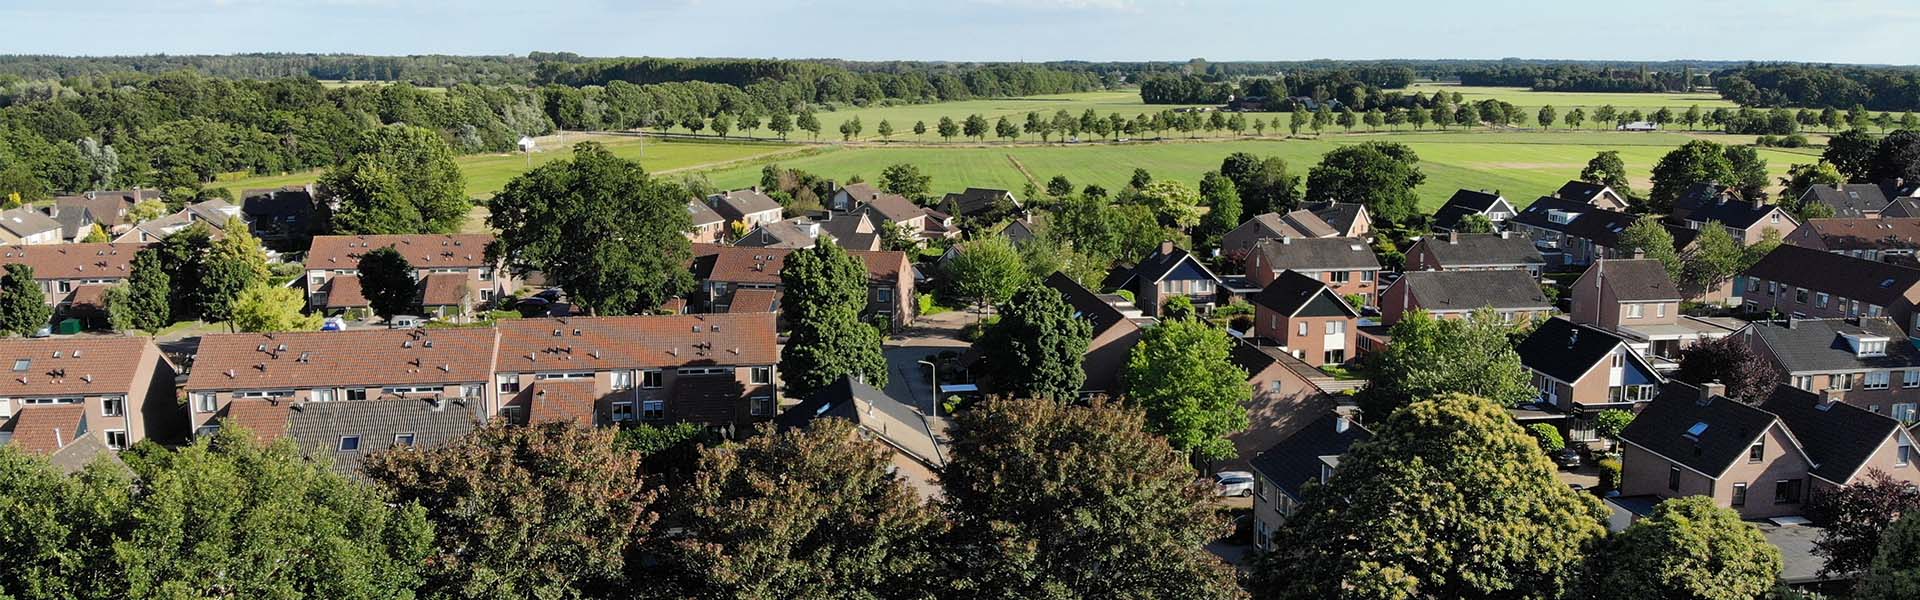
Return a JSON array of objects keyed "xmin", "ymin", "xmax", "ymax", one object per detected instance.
[
  {"xmin": 1280, "ymin": 235, "xmax": 1292, "ymax": 245},
  {"xmin": 1448, "ymin": 230, "xmax": 1460, "ymax": 244},
  {"xmin": 751, "ymin": 185, "xmax": 761, "ymax": 193},
  {"xmin": 1818, "ymin": 389, "xmax": 1842, "ymax": 409},
  {"xmin": 1334, "ymin": 414, "xmax": 1351, "ymax": 434},
  {"xmin": 1699, "ymin": 381, "xmax": 1726, "ymax": 404},
  {"xmin": 1631, "ymin": 248, "xmax": 1646, "ymax": 259},
  {"xmin": 1160, "ymin": 241, "xmax": 1175, "ymax": 255},
  {"xmin": 1500, "ymin": 230, "xmax": 1512, "ymax": 240},
  {"xmin": 1751, "ymin": 197, "xmax": 1765, "ymax": 211}
]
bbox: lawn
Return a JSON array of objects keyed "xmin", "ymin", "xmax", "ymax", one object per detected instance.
[{"xmin": 214, "ymin": 134, "xmax": 799, "ymax": 199}]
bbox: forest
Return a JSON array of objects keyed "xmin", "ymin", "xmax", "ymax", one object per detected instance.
[
  {"xmin": 1715, "ymin": 64, "xmax": 1920, "ymax": 111},
  {"xmin": 1455, "ymin": 64, "xmax": 1699, "ymax": 93}
]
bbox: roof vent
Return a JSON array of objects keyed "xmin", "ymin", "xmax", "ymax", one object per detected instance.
[
  {"xmin": 81, "ymin": 374, "xmax": 91, "ymax": 383},
  {"xmin": 276, "ymin": 344, "xmax": 287, "ymax": 352},
  {"xmin": 692, "ymin": 325, "xmax": 703, "ymax": 333},
  {"xmin": 224, "ymin": 369, "xmax": 235, "ymax": 378},
  {"xmin": 71, "ymin": 350, "xmax": 81, "ymax": 358},
  {"xmin": 552, "ymin": 329, "xmax": 563, "ymax": 337},
  {"xmin": 403, "ymin": 341, "xmax": 413, "ymax": 348},
  {"xmin": 257, "ymin": 344, "xmax": 268, "ymax": 352},
  {"xmin": 51, "ymin": 351, "xmax": 60, "ymax": 359},
  {"xmin": 297, "ymin": 352, "xmax": 310, "ymax": 363},
  {"xmin": 424, "ymin": 340, "xmax": 434, "ymax": 348},
  {"xmin": 573, "ymin": 328, "xmax": 582, "ymax": 336}
]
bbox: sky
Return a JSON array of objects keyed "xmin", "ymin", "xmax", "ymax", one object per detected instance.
[{"xmin": 0, "ymin": 0, "xmax": 1915, "ymax": 65}]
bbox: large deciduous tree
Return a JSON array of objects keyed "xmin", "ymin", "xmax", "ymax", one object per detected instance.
[
  {"xmin": 1357, "ymin": 308, "xmax": 1534, "ymax": 419},
  {"xmin": 1581, "ymin": 150, "xmax": 1631, "ymax": 191},
  {"xmin": 1218, "ymin": 152, "xmax": 1302, "ymax": 219},
  {"xmin": 1253, "ymin": 393, "xmax": 1608, "ymax": 600},
  {"xmin": 643, "ymin": 420, "xmax": 947, "ymax": 600},
  {"xmin": 977, "ymin": 283, "xmax": 1091, "ymax": 401},
  {"xmin": 197, "ymin": 217, "xmax": 270, "ymax": 321},
  {"xmin": 879, "ymin": 163, "xmax": 932, "ymax": 203},
  {"xmin": 106, "ymin": 248, "xmax": 172, "ymax": 332},
  {"xmin": 1615, "ymin": 218, "xmax": 1683, "ymax": 281},
  {"xmin": 942, "ymin": 236, "xmax": 1028, "ymax": 312},
  {"xmin": 358, "ymin": 246, "xmax": 419, "ymax": 321},
  {"xmin": 1679, "ymin": 224, "xmax": 1744, "ymax": 293},
  {"xmin": 939, "ymin": 399, "xmax": 1244, "ymax": 600},
  {"xmin": 0, "ymin": 264, "xmax": 50, "ymax": 336},
  {"xmin": 1195, "ymin": 171, "xmax": 1242, "ymax": 254},
  {"xmin": 1584, "ymin": 496, "xmax": 1781, "ymax": 599},
  {"xmin": 1305, "ymin": 141, "xmax": 1426, "ymax": 224},
  {"xmin": 1808, "ymin": 469, "xmax": 1920, "ymax": 578},
  {"xmin": 1122, "ymin": 318, "xmax": 1251, "ymax": 461},
  {"xmin": 779, "ymin": 239, "xmax": 888, "ymax": 398},
  {"xmin": 1824, "ymin": 129, "xmax": 1878, "ymax": 182},
  {"xmin": 1673, "ymin": 332, "xmax": 1782, "ymax": 404},
  {"xmin": 229, "ymin": 284, "xmax": 321, "ymax": 333},
  {"xmin": 1857, "ymin": 511, "xmax": 1920, "ymax": 600},
  {"xmin": 363, "ymin": 421, "xmax": 655, "ymax": 600},
  {"xmin": 487, "ymin": 142, "xmax": 694, "ymax": 315},
  {"xmin": 1870, "ymin": 129, "xmax": 1920, "ymax": 187},
  {"xmin": 321, "ymin": 123, "xmax": 469, "ymax": 234},
  {"xmin": 1649, "ymin": 140, "xmax": 1734, "ymax": 214}
]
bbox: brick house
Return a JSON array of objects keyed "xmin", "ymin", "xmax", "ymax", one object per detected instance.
[
  {"xmin": 1551, "ymin": 180, "xmax": 1632, "ymax": 212},
  {"xmin": 304, "ymin": 234, "xmax": 515, "ymax": 319},
  {"xmin": 1741, "ymin": 244, "xmax": 1920, "ymax": 334},
  {"xmin": 0, "ymin": 337, "xmax": 178, "ymax": 457},
  {"xmin": 1515, "ymin": 318, "xmax": 1665, "ymax": 443},
  {"xmin": 1249, "ymin": 412, "xmax": 1369, "ymax": 551},
  {"xmin": 1125, "ymin": 242, "xmax": 1223, "ymax": 317},
  {"xmin": 1244, "ymin": 237, "xmax": 1382, "ymax": 301},
  {"xmin": 1303, "ymin": 202, "xmax": 1372, "ymax": 238},
  {"xmin": 1798, "ymin": 183, "xmax": 1890, "ymax": 219},
  {"xmin": 1379, "ymin": 269, "xmax": 1554, "ymax": 326},
  {"xmin": 1784, "ymin": 218, "xmax": 1920, "ymax": 265},
  {"xmin": 0, "ymin": 243, "xmax": 147, "ymax": 315},
  {"xmin": 1506, "ymin": 197, "xmax": 1645, "ymax": 270},
  {"xmin": 1431, "ymin": 189, "xmax": 1517, "ymax": 232},
  {"xmin": 686, "ymin": 200, "xmax": 726, "ymax": 245},
  {"xmin": 707, "ymin": 188, "xmax": 784, "ymax": 231},
  {"xmin": 1046, "ymin": 272, "xmax": 1148, "ymax": 397},
  {"xmin": 1669, "ymin": 183, "xmax": 1800, "ymax": 246},
  {"xmin": 1569, "ymin": 259, "xmax": 1738, "ymax": 362},
  {"xmin": 1250, "ymin": 270, "xmax": 1359, "ymax": 366},
  {"xmin": 1404, "ymin": 231, "xmax": 1545, "ymax": 276},
  {"xmin": 1740, "ymin": 317, "xmax": 1920, "ymax": 419},
  {"xmin": 690, "ymin": 244, "xmax": 915, "ymax": 328},
  {"xmin": 1220, "ymin": 210, "xmax": 1340, "ymax": 265}
]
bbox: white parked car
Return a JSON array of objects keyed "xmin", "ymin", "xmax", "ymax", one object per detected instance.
[{"xmin": 1213, "ymin": 471, "xmax": 1255, "ymax": 497}]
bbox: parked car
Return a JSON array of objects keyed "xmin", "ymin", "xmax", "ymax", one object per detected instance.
[
  {"xmin": 386, "ymin": 315, "xmax": 424, "ymax": 329},
  {"xmin": 1213, "ymin": 471, "xmax": 1255, "ymax": 497},
  {"xmin": 1550, "ymin": 447, "xmax": 1584, "ymax": 470}
]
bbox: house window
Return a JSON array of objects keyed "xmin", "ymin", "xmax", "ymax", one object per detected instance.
[
  {"xmin": 105, "ymin": 430, "xmax": 128, "ymax": 450},
  {"xmin": 1775, "ymin": 479, "xmax": 1803, "ymax": 504},
  {"xmin": 1655, "ymin": 303, "xmax": 1666, "ymax": 318},
  {"xmin": 1626, "ymin": 303, "xmax": 1642, "ymax": 319},
  {"xmin": 1906, "ymin": 370, "xmax": 1919, "ymax": 389},
  {"xmin": 535, "ymin": 372, "xmax": 592, "ymax": 381},
  {"xmin": 347, "ymin": 388, "xmax": 368, "ymax": 401},
  {"xmin": 1269, "ymin": 380, "xmax": 1284, "ymax": 394},
  {"xmin": 1867, "ymin": 371, "xmax": 1892, "ymax": 390},
  {"xmin": 1329, "ymin": 271, "xmax": 1350, "ymax": 284},
  {"xmin": 1767, "ymin": 281, "xmax": 1778, "ymax": 295},
  {"xmin": 1816, "ymin": 293, "xmax": 1830, "ymax": 308},
  {"xmin": 1732, "ymin": 483, "xmax": 1748, "ymax": 506},
  {"xmin": 1749, "ymin": 440, "xmax": 1764, "ymax": 462},
  {"xmin": 612, "ymin": 370, "xmax": 634, "ymax": 391},
  {"xmin": 193, "ymin": 393, "xmax": 217, "ymax": 413},
  {"xmin": 1871, "ymin": 305, "xmax": 1885, "ymax": 317},
  {"xmin": 1324, "ymin": 349, "xmax": 1345, "ymax": 364},
  {"xmin": 1325, "ymin": 321, "xmax": 1344, "ymax": 335},
  {"xmin": 642, "ymin": 400, "xmax": 665, "ymax": 420},
  {"xmin": 1794, "ymin": 376, "xmax": 1814, "ymax": 391},
  {"xmin": 1901, "ymin": 438, "xmax": 1914, "ymax": 466},
  {"xmin": 1747, "ymin": 279, "xmax": 1759, "ymax": 293},
  {"xmin": 1270, "ymin": 315, "xmax": 1279, "ymax": 330},
  {"xmin": 195, "ymin": 425, "xmax": 220, "ymax": 437},
  {"xmin": 313, "ymin": 388, "xmax": 336, "ymax": 402},
  {"xmin": 752, "ymin": 366, "xmax": 772, "ymax": 385},
  {"xmin": 1831, "ymin": 373, "xmax": 1855, "ymax": 390},
  {"xmin": 393, "ymin": 433, "xmax": 416, "ymax": 447},
  {"xmin": 1895, "ymin": 403, "xmax": 1918, "ymax": 424},
  {"xmin": 338, "ymin": 436, "xmax": 361, "ymax": 452},
  {"xmin": 751, "ymin": 396, "xmax": 773, "ymax": 416},
  {"xmin": 643, "ymin": 370, "xmax": 663, "ymax": 389},
  {"xmin": 497, "ymin": 374, "xmax": 520, "ymax": 394},
  {"xmin": 1297, "ymin": 322, "xmax": 1307, "ymax": 337},
  {"xmin": 611, "ymin": 401, "xmax": 636, "ymax": 422},
  {"xmin": 876, "ymin": 288, "xmax": 893, "ymax": 304},
  {"xmin": 1796, "ymin": 288, "xmax": 1809, "ymax": 304},
  {"xmin": 1668, "ymin": 465, "xmax": 1682, "ymax": 491},
  {"xmin": 102, "ymin": 396, "xmax": 124, "ymax": 417}
]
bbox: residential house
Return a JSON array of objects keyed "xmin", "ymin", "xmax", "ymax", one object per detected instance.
[
  {"xmin": 1507, "ymin": 196, "xmax": 1645, "ymax": 270},
  {"xmin": 938, "ymin": 187, "xmax": 1022, "ymax": 225},
  {"xmin": 852, "ymin": 189, "xmax": 938, "ymax": 241},
  {"xmin": 1430, "ymin": 189, "xmax": 1517, "ymax": 232},
  {"xmin": 828, "ymin": 182, "xmax": 883, "ymax": 213},
  {"xmin": 690, "ymin": 244, "xmax": 914, "ymax": 328},
  {"xmin": 1250, "ymin": 270, "xmax": 1359, "ymax": 366},
  {"xmin": 1249, "ymin": 412, "xmax": 1370, "ymax": 551},
  {"xmin": 50, "ymin": 189, "xmax": 148, "ymax": 239},
  {"xmin": 0, "ymin": 207, "xmax": 63, "ymax": 245},
  {"xmin": 114, "ymin": 199, "xmax": 244, "ymax": 243},
  {"xmin": 1741, "ymin": 244, "xmax": 1920, "ymax": 333},
  {"xmin": 999, "ymin": 214, "xmax": 1046, "ymax": 246},
  {"xmin": 304, "ymin": 234, "xmax": 513, "ymax": 318},
  {"xmin": 1516, "ymin": 318, "xmax": 1665, "ymax": 443},
  {"xmin": 1669, "ymin": 183, "xmax": 1799, "ymax": 245},
  {"xmin": 1226, "ymin": 341, "xmax": 1341, "ymax": 471},
  {"xmin": 495, "ymin": 314, "xmax": 779, "ymax": 437},
  {"xmin": 1552, "ymin": 180, "xmax": 1632, "ymax": 212},
  {"xmin": 1570, "ymin": 259, "xmax": 1738, "ymax": 362},
  {"xmin": 183, "ymin": 328, "xmax": 500, "ymax": 436},
  {"xmin": 1620, "ymin": 381, "xmax": 1920, "ymax": 519},
  {"xmin": 777, "ymin": 375, "xmax": 946, "ymax": 498},
  {"xmin": 685, "ymin": 199, "xmax": 726, "ymax": 245},
  {"xmin": 0, "ymin": 337, "xmax": 178, "ymax": 456},
  {"xmin": 1784, "ymin": 218, "xmax": 1920, "ymax": 265},
  {"xmin": 1404, "ymin": 231, "xmax": 1546, "ymax": 276},
  {"xmin": 735, "ymin": 214, "xmax": 881, "ymax": 251},
  {"xmin": 1304, "ymin": 201, "xmax": 1372, "ymax": 238},
  {"xmin": 241, "ymin": 186, "xmax": 320, "ymax": 250},
  {"xmin": 1379, "ymin": 269, "xmax": 1554, "ymax": 325},
  {"xmin": 1220, "ymin": 210, "xmax": 1339, "ymax": 264},
  {"xmin": 819, "ymin": 211, "xmax": 881, "ymax": 250},
  {"xmin": 1244, "ymin": 236, "xmax": 1382, "ymax": 300},
  {"xmin": 1740, "ymin": 317, "xmax": 1920, "ymax": 417},
  {"xmin": 224, "ymin": 396, "xmax": 485, "ymax": 476},
  {"xmin": 1885, "ymin": 198, "xmax": 1920, "ymax": 218},
  {"xmin": 1125, "ymin": 241, "xmax": 1222, "ymax": 317},
  {"xmin": 1799, "ymin": 183, "xmax": 1891, "ymax": 219},
  {"xmin": 706, "ymin": 188, "xmax": 784, "ymax": 231},
  {"xmin": 1044, "ymin": 272, "xmax": 1148, "ymax": 397},
  {"xmin": 0, "ymin": 243, "xmax": 148, "ymax": 315}
]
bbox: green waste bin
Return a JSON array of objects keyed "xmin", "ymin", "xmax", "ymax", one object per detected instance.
[{"xmin": 55, "ymin": 318, "xmax": 81, "ymax": 335}]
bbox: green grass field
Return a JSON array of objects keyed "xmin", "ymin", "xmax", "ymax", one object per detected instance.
[{"xmin": 1401, "ymin": 83, "xmax": 1737, "ymax": 111}]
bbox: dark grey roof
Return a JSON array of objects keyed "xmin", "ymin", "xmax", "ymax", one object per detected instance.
[
  {"xmin": 1132, "ymin": 244, "xmax": 1218, "ymax": 285},
  {"xmin": 941, "ymin": 188, "xmax": 1020, "ymax": 217},
  {"xmin": 1047, "ymin": 272, "xmax": 1129, "ymax": 335},
  {"xmin": 1251, "ymin": 270, "xmax": 1357, "ymax": 318},
  {"xmin": 685, "ymin": 199, "xmax": 725, "ymax": 226},
  {"xmin": 1587, "ymin": 259, "xmax": 1680, "ymax": 302},
  {"xmin": 1250, "ymin": 412, "xmax": 1370, "ymax": 501},
  {"xmin": 1675, "ymin": 183, "xmax": 1783, "ymax": 229},
  {"xmin": 1744, "ymin": 244, "xmax": 1920, "ymax": 307},
  {"xmin": 284, "ymin": 397, "xmax": 482, "ymax": 476},
  {"xmin": 1416, "ymin": 233, "xmax": 1545, "ymax": 267},
  {"xmin": 1509, "ymin": 196, "xmax": 1643, "ymax": 248},
  {"xmin": 1620, "ymin": 381, "xmax": 1782, "ymax": 478},
  {"xmin": 708, "ymin": 189, "xmax": 782, "ymax": 221},
  {"xmin": 1743, "ymin": 317, "xmax": 1920, "ymax": 374},
  {"xmin": 1397, "ymin": 269, "xmax": 1551, "ymax": 312},
  {"xmin": 1516, "ymin": 318, "xmax": 1642, "ymax": 383},
  {"xmin": 1250, "ymin": 237, "xmax": 1381, "ymax": 272},
  {"xmin": 776, "ymin": 375, "xmax": 944, "ymax": 468},
  {"xmin": 1554, "ymin": 180, "xmax": 1617, "ymax": 205},
  {"xmin": 1306, "ymin": 201, "xmax": 1366, "ymax": 234},
  {"xmin": 1432, "ymin": 189, "xmax": 1508, "ymax": 230},
  {"xmin": 242, "ymin": 186, "xmax": 316, "ymax": 219},
  {"xmin": 1760, "ymin": 385, "xmax": 1905, "ymax": 483},
  {"xmin": 734, "ymin": 220, "xmax": 818, "ymax": 248},
  {"xmin": 819, "ymin": 212, "xmax": 872, "ymax": 242},
  {"xmin": 1802, "ymin": 184, "xmax": 1891, "ymax": 219},
  {"xmin": 1885, "ymin": 198, "xmax": 1920, "ymax": 218}
]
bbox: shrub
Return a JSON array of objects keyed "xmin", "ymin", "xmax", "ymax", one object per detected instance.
[
  {"xmin": 1527, "ymin": 423, "xmax": 1566, "ymax": 453},
  {"xmin": 1598, "ymin": 457, "xmax": 1624, "ymax": 493},
  {"xmin": 915, "ymin": 292, "xmax": 947, "ymax": 316},
  {"xmin": 1595, "ymin": 409, "xmax": 1635, "ymax": 440}
]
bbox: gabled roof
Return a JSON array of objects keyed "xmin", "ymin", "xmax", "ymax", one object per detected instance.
[
  {"xmin": 1431, "ymin": 189, "xmax": 1511, "ymax": 230},
  {"xmin": 777, "ymin": 375, "xmax": 945, "ymax": 468},
  {"xmin": 419, "ymin": 273, "xmax": 470, "ymax": 307},
  {"xmin": 305, "ymin": 234, "xmax": 494, "ymax": 271},
  {"xmin": 690, "ymin": 244, "xmax": 907, "ymax": 286},
  {"xmin": 707, "ymin": 189, "xmax": 782, "ymax": 221},
  {"xmin": 1305, "ymin": 202, "xmax": 1367, "ymax": 235},
  {"xmin": 1620, "ymin": 381, "xmax": 1786, "ymax": 478},
  {"xmin": 1509, "ymin": 196, "xmax": 1643, "ymax": 248},
  {"xmin": 685, "ymin": 199, "xmax": 724, "ymax": 227},
  {"xmin": 184, "ymin": 328, "xmax": 499, "ymax": 391},
  {"xmin": 284, "ymin": 397, "xmax": 482, "ymax": 475},
  {"xmin": 241, "ymin": 186, "xmax": 316, "ymax": 220},
  {"xmin": 1516, "ymin": 318, "xmax": 1659, "ymax": 385},
  {"xmin": 322, "ymin": 275, "xmax": 368, "ymax": 308},
  {"xmin": 1798, "ymin": 218, "xmax": 1920, "ymax": 251},
  {"xmin": 54, "ymin": 190, "xmax": 143, "ymax": 229},
  {"xmin": 496, "ymin": 314, "xmax": 778, "ymax": 372},
  {"xmin": 1760, "ymin": 385, "xmax": 1907, "ymax": 483},
  {"xmin": 0, "ymin": 207, "xmax": 62, "ymax": 238},
  {"xmin": 1047, "ymin": 272, "xmax": 1131, "ymax": 337},
  {"xmin": 1741, "ymin": 317, "xmax": 1920, "ymax": 374},
  {"xmin": 0, "ymin": 337, "xmax": 158, "ymax": 397},
  {"xmin": 1676, "ymin": 183, "xmax": 1791, "ymax": 230},
  {"xmin": 1886, "ymin": 199, "xmax": 1920, "ymax": 218},
  {"xmin": 217, "ymin": 398, "xmax": 293, "ymax": 445},
  {"xmin": 1414, "ymin": 233, "xmax": 1545, "ymax": 268},
  {"xmin": 1744, "ymin": 244, "xmax": 1920, "ymax": 307},
  {"xmin": 733, "ymin": 220, "xmax": 819, "ymax": 249},
  {"xmin": 1393, "ymin": 269, "xmax": 1552, "ymax": 312},
  {"xmin": 1249, "ymin": 412, "xmax": 1370, "ymax": 502},
  {"xmin": 1582, "ymin": 259, "xmax": 1681, "ymax": 302},
  {"xmin": 1554, "ymin": 180, "xmax": 1619, "ymax": 205},
  {"xmin": 725, "ymin": 288, "xmax": 782, "ymax": 313},
  {"xmin": 862, "ymin": 192, "xmax": 924, "ymax": 224},
  {"xmin": 5, "ymin": 404, "xmax": 86, "ymax": 455},
  {"xmin": 0, "ymin": 243, "xmax": 147, "ymax": 281},
  {"xmin": 1044, "ymin": 272, "xmax": 1144, "ymax": 393},
  {"xmin": 1131, "ymin": 244, "xmax": 1219, "ymax": 285},
  {"xmin": 1250, "ymin": 237, "xmax": 1382, "ymax": 272},
  {"xmin": 527, "ymin": 380, "xmax": 598, "ymax": 425},
  {"xmin": 1251, "ymin": 270, "xmax": 1358, "ymax": 318},
  {"xmin": 1232, "ymin": 211, "xmax": 1338, "ymax": 241},
  {"xmin": 1802, "ymin": 184, "xmax": 1891, "ymax": 218},
  {"xmin": 940, "ymin": 187, "xmax": 1020, "ymax": 217}
]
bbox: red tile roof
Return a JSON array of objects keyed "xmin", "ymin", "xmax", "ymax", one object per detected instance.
[
  {"xmin": 184, "ymin": 328, "xmax": 499, "ymax": 392},
  {"xmin": 495, "ymin": 314, "xmax": 778, "ymax": 372},
  {"xmin": 7, "ymin": 404, "xmax": 85, "ymax": 454},
  {"xmin": 305, "ymin": 234, "xmax": 493, "ymax": 271},
  {"xmin": 420, "ymin": 273, "xmax": 470, "ymax": 307},
  {"xmin": 727, "ymin": 288, "xmax": 782, "ymax": 313},
  {"xmin": 0, "ymin": 243, "xmax": 149, "ymax": 281},
  {"xmin": 69, "ymin": 284, "xmax": 111, "ymax": 311},
  {"xmin": 323, "ymin": 276, "xmax": 368, "ymax": 308},
  {"xmin": 220, "ymin": 399, "xmax": 292, "ymax": 444},
  {"xmin": 691, "ymin": 244, "xmax": 906, "ymax": 286},
  {"xmin": 0, "ymin": 337, "xmax": 157, "ymax": 397},
  {"xmin": 527, "ymin": 380, "xmax": 597, "ymax": 425}
]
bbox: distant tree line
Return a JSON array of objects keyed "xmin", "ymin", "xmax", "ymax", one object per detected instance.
[
  {"xmin": 0, "ymin": 53, "xmax": 539, "ymax": 86},
  {"xmin": 1456, "ymin": 64, "xmax": 1699, "ymax": 92},
  {"xmin": 1137, "ymin": 65, "xmax": 1416, "ymax": 105},
  {"xmin": 1716, "ymin": 64, "xmax": 1920, "ymax": 111},
  {"xmin": 538, "ymin": 58, "xmax": 1111, "ymax": 103}
]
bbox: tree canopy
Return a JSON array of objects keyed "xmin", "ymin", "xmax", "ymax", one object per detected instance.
[
  {"xmin": 358, "ymin": 246, "xmax": 419, "ymax": 320},
  {"xmin": 779, "ymin": 239, "xmax": 888, "ymax": 398},
  {"xmin": 1121, "ymin": 318, "xmax": 1251, "ymax": 461},
  {"xmin": 1649, "ymin": 140, "xmax": 1734, "ymax": 213},
  {"xmin": 977, "ymin": 283, "xmax": 1092, "ymax": 402},
  {"xmin": 1673, "ymin": 335, "xmax": 1782, "ymax": 403},
  {"xmin": 0, "ymin": 264, "xmax": 49, "ymax": 336},
  {"xmin": 1357, "ymin": 308, "xmax": 1534, "ymax": 419},
  {"xmin": 229, "ymin": 284, "xmax": 321, "ymax": 333},
  {"xmin": 1857, "ymin": 510, "xmax": 1920, "ymax": 600},
  {"xmin": 1584, "ymin": 496, "xmax": 1782, "ymax": 599},
  {"xmin": 321, "ymin": 123, "xmax": 470, "ymax": 234},
  {"xmin": 1305, "ymin": 141, "xmax": 1426, "ymax": 224}
]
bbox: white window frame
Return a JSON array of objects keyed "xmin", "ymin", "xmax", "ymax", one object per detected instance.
[
  {"xmin": 105, "ymin": 429, "xmax": 128, "ymax": 450},
  {"xmin": 752, "ymin": 366, "xmax": 772, "ymax": 385},
  {"xmin": 101, "ymin": 396, "xmax": 124, "ymax": 417},
  {"xmin": 534, "ymin": 372, "xmax": 593, "ymax": 381},
  {"xmin": 1867, "ymin": 371, "xmax": 1892, "ymax": 390},
  {"xmin": 611, "ymin": 401, "xmax": 636, "ymax": 422},
  {"xmin": 1626, "ymin": 303, "xmax": 1642, "ymax": 319},
  {"xmin": 642, "ymin": 400, "xmax": 665, "ymax": 420},
  {"xmin": 393, "ymin": 432, "xmax": 416, "ymax": 447},
  {"xmin": 612, "ymin": 370, "xmax": 634, "ymax": 391},
  {"xmin": 193, "ymin": 393, "xmax": 218, "ymax": 413},
  {"xmin": 497, "ymin": 373, "xmax": 521, "ymax": 394},
  {"xmin": 338, "ymin": 435, "xmax": 361, "ymax": 452}
]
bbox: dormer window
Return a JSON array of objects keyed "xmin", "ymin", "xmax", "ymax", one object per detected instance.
[{"xmin": 1845, "ymin": 334, "xmax": 1890, "ymax": 357}]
